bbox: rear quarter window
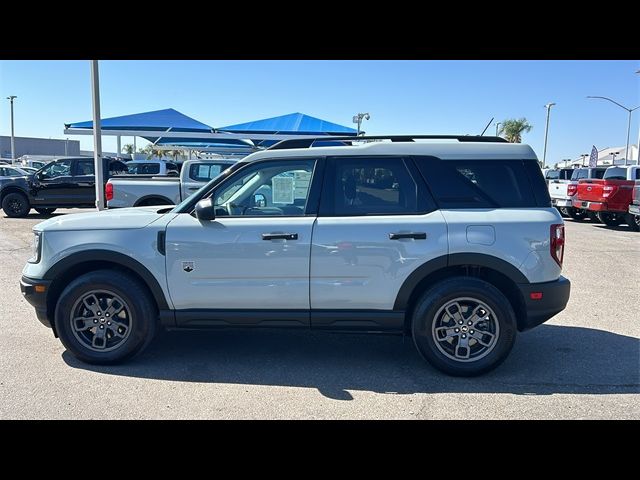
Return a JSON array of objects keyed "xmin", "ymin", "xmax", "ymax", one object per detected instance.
[
  {"xmin": 189, "ymin": 163, "xmax": 226, "ymax": 182},
  {"xmin": 413, "ymin": 157, "xmax": 548, "ymax": 208}
]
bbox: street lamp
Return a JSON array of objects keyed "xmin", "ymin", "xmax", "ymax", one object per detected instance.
[
  {"xmin": 587, "ymin": 96, "xmax": 640, "ymax": 166},
  {"xmin": 580, "ymin": 153, "xmax": 589, "ymax": 166},
  {"xmin": 6, "ymin": 96, "xmax": 17, "ymax": 161},
  {"xmin": 352, "ymin": 113, "xmax": 370, "ymax": 136},
  {"xmin": 542, "ymin": 102, "xmax": 556, "ymax": 167},
  {"xmin": 495, "ymin": 122, "xmax": 502, "ymax": 137},
  {"xmin": 610, "ymin": 151, "xmax": 620, "ymax": 165}
]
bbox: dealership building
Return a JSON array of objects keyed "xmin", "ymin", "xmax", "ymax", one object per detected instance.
[{"xmin": 0, "ymin": 135, "xmax": 81, "ymax": 160}]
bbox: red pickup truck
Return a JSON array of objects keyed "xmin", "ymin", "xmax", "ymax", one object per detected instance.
[
  {"xmin": 628, "ymin": 180, "xmax": 640, "ymax": 231},
  {"xmin": 573, "ymin": 166, "xmax": 640, "ymax": 230}
]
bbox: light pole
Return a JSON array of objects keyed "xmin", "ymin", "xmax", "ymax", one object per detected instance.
[
  {"xmin": 610, "ymin": 151, "xmax": 620, "ymax": 165},
  {"xmin": 495, "ymin": 122, "xmax": 502, "ymax": 137},
  {"xmin": 352, "ymin": 113, "xmax": 370, "ymax": 136},
  {"xmin": 580, "ymin": 154, "xmax": 588, "ymax": 166},
  {"xmin": 542, "ymin": 103, "xmax": 556, "ymax": 167},
  {"xmin": 587, "ymin": 96, "xmax": 639, "ymax": 166},
  {"xmin": 6, "ymin": 96, "xmax": 17, "ymax": 160}
]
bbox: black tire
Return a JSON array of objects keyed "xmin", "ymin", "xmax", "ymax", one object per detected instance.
[
  {"xmin": 54, "ymin": 269, "xmax": 157, "ymax": 364},
  {"xmin": 588, "ymin": 212, "xmax": 600, "ymax": 222},
  {"xmin": 567, "ymin": 207, "xmax": 588, "ymax": 221},
  {"xmin": 2, "ymin": 192, "xmax": 30, "ymax": 218},
  {"xmin": 136, "ymin": 198, "xmax": 173, "ymax": 207},
  {"xmin": 557, "ymin": 207, "xmax": 569, "ymax": 218},
  {"xmin": 626, "ymin": 213, "xmax": 640, "ymax": 232},
  {"xmin": 35, "ymin": 207, "xmax": 56, "ymax": 215},
  {"xmin": 411, "ymin": 277, "xmax": 517, "ymax": 376},
  {"xmin": 597, "ymin": 212, "xmax": 623, "ymax": 227}
]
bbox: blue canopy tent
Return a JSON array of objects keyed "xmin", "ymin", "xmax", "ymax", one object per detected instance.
[
  {"xmin": 64, "ymin": 108, "xmax": 254, "ymax": 156},
  {"xmin": 219, "ymin": 112, "xmax": 358, "ymax": 147}
]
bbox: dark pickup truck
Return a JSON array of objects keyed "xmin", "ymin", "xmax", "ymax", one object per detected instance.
[{"xmin": 0, "ymin": 157, "xmax": 127, "ymax": 217}]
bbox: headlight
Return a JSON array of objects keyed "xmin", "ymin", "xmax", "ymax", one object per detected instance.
[{"xmin": 29, "ymin": 231, "xmax": 42, "ymax": 264}]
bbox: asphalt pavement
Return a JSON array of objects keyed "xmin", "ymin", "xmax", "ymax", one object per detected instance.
[{"xmin": 0, "ymin": 208, "xmax": 638, "ymax": 419}]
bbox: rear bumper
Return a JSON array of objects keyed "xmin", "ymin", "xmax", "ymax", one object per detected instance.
[
  {"xmin": 572, "ymin": 200, "xmax": 627, "ymax": 213},
  {"xmin": 629, "ymin": 204, "xmax": 640, "ymax": 216},
  {"xmin": 551, "ymin": 198, "xmax": 573, "ymax": 207},
  {"xmin": 20, "ymin": 276, "xmax": 52, "ymax": 328},
  {"xmin": 516, "ymin": 276, "xmax": 571, "ymax": 331}
]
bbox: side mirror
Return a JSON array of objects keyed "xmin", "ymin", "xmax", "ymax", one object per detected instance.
[
  {"xmin": 195, "ymin": 198, "xmax": 216, "ymax": 221},
  {"xmin": 253, "ymin": 193, "xmax": 267, "ymax": 207}
]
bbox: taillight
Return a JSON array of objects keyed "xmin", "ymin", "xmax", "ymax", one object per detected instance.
[
  {"xmin": 602, "ymin": 185, "xmax": 617, "ymax": 198},
  {"xmin": 105, "ymin": 182, "xmax": 113, "ymax": 201},
  {"xmin": 550, "ymin": 224, "xmax": 565, "ymax": 267},
  {"xmin": 567, "ymin": 184, "xmax": 578, "ymax": 196}
]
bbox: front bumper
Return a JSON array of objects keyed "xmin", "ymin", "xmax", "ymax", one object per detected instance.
[
  {"xmin": 20, "ymin": 276, "xmax": 52, "ymax": 328},
  {"xmin": 516, "ymin": 276, "xmax": 571, "ymax": 331},
  {"xmin": 551, "ymin": 198, "xmax": 573, "ymax": 207},
  {"xmin": 629, "ymin": 204, "xmax": 640, "ymax": 216}
]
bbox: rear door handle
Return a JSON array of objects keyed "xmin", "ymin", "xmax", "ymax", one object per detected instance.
[
  {"xmin": 389, "ymin": 232, "xmax": 427, "ymax": 240},
  {"xmin": 188, "ymin": 186, "xmax": 199, "ymax": 190},
  {"xmin": 262, "ymin": 233, "xmax": 298, "ymax": 240}
]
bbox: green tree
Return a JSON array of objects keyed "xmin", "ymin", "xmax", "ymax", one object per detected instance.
[
  {"xmin": 498, "ymin": 118, "xmax": 532, "ymax": 143},
  {"xmin": 121, "ymin": 143, "xmax": 134, "ymax": 155},
  {"xmin": 166, "ymin": 149, "xmax": 185, "ymax": 162},
  {"xmin": 142, "ymin": 144, "xmax": 165, "ymax": 160}
]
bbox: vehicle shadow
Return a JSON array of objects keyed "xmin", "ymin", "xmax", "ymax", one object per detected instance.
[
  {"xmin": 592, "ymin": 225, "xmax": 637, "ymax": 232},
  {"xmin": 62, "ymin": 324, "xmax": 640, "ymax": 400},
  {"xmin": 2, "ymin": 212, "xmax": 63, "ymax": 219}
]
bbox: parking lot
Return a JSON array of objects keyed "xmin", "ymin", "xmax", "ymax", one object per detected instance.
[{"xmin": 0, "ymin": 208, "xmax": 638, "ymax": 419}]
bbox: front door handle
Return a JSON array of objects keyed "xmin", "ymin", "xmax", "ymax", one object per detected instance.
[
  {"xmin": 389, "ymin": 232, "xmax": 427, "ymax": 240},
  {"xmin": 262, "ymin": 233, "xmax": 298, "ymax": 241}
]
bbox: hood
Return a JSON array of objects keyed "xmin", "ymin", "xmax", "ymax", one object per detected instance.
[{"xmin": 34, "ymin": 206, "xmax": 173, "ymax": 232}]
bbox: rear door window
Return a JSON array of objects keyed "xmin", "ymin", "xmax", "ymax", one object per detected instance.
[
  {"xmin": 189, "ymin": 163, "xmax": 226, "ymax": 182},
  {"xmin": 414, "ymin": 157, "xmax": 542, "ymax": 208}
]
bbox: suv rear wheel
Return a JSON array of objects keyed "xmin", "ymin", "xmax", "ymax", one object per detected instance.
[
  {"xmin": 411, "ymin": 277, "xmax": 517, "ymax": 376},
  {"xmin": 54, "ymin": 270, "xmax": 157, "ymax": 364},
  {"xmin": 626, "ymin": 213, "xmax": 640, "ymax": 232}
]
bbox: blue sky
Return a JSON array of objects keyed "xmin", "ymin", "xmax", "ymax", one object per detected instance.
[{"xmin": 0, "ymin": 60, "xmax": 638, "ymax": 164}]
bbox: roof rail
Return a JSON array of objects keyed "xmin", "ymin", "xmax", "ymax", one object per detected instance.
[{"xmin": 268, "ymin": 134, "xmax": 508, "ymax": 150}]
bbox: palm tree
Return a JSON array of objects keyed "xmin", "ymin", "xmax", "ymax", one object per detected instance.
[
  {"xmin": 498, "ymin": 118, "xmax": 532, "ymax": 143},
  {"xmin": 166, "ymin": 149, "xmax": 185, "ymax": 162},
  {"xmin": 121, "ymin": 144, "xmax": 134, "ymax": 155},
  {"xmin": 142, "ymin": 145, "xmax": 165, "ymax": 160}
]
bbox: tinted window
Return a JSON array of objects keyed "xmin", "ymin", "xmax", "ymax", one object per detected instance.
[
  {"xmin": 189, "ymin": 163, "xmax": 226, "ymax": 182},
  {"xmin": 415, "ymin": 157, "xmax": 540, "ymax": 208},
  {"xmin": 636, "ymin": 169, "xmax": 640, "ymax": 180},
  {"xmin": 212, "ymin": 159, "xmax": 316, "ymax": 217},
  {"xmin": 558, "ymin": 168, "xmax": 573, "ymax": 180},
  {"xmin": 604, "ymin": 167, "xmax": 627, "ymax": 180},
  {"xmin": 76, "ymin": 160, "xmax": 95, "ymax": 176},
  {"xmin": 571, "ymin": 169, "xmax": 586, "ymax": 180},
  {"xmin": 545, "ymin": 170, "xmax": 559, "ymax": 180},
  {"xmin": 328, "ymin": 157, "xmax": 431, "ymax": 216},
  {"xmin": 127, "ymin": 162, "xmax": 160, "ymax": 174},
  {"xmin": 40, "ymin": 159, "xmax": 72, "ymax": 179}
]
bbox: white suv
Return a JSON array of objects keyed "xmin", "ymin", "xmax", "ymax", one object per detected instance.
[{"xmin": 20, "ymin": 135, "xmax": 570, "ymax": 376}]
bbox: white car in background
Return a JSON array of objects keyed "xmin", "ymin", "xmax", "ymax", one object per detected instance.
[{"xmin": 0, "ymin": 165, "xmax": 30, "ymax": 178}]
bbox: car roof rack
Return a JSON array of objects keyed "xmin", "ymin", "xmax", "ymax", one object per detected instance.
[{"xmin": 268, "ymin": 134, "xmax": 508, "ymax": 150}]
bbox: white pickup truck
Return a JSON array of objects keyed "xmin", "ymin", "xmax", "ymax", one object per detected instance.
[
  {"xmin": 549, "ymin": 167, "xmax": 606, "ymax": 220},
  {"xmin": 106, "ymin": 159, "xmax": 236, "ymax": 208}
]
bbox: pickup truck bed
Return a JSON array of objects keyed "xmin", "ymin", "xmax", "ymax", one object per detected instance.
[{"xmin": 107, "ymin": 159, "xmax": 236, "ymax": 208}]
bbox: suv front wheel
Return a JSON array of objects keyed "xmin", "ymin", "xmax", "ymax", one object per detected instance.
[
  {"xmin": 411, "ymin": 277, "xmax": 517, "ymax": 376},
  {"xmin": 54, "ymin": 270, "xmax": 157, "ymax": 364}
]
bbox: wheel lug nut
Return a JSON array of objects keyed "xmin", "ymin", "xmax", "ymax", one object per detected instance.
[
  {"xmin": 107, "ymin": 321, "xmax": 111, "ymax": 325},
  {"xmin": 468, "ymin": 321, "xmax": 472, "ymax": 326},
  {"xmin": 99, "ymin": 325, "xmax": 104, "ymax": 329},
  {"xmin": 458, "ymin": 321, "xmax": 463, "ymax": 325},
  {"xmin": 97, "ymin": 312, "xmax": 101, "ymax": 315},
  {"xmin": 106, "ymin": 313, "xmax": 110, "ymax": 317},
  {"xmin": 455, "ymin": 328, "xmax": 460, "ymax": 333},
  {"xmin": 470, "ymin": 330, "xmax": 474, "ymax": 334},
  {"xmin": 462, "ymin": 334, "xmax": 466, "ymax": 338},
  {"xmin": 93, "ymin": 319, "xmax": 98, "ymax": 323}
]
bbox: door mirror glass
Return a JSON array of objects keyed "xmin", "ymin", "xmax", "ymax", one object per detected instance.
[
  {"xmin": 195, "ymin": 197, "xmax": 216, "ymax": 221},
  {"xmin": 253, "ymin": 193, "xmax": 267, "ymax": 207}
]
